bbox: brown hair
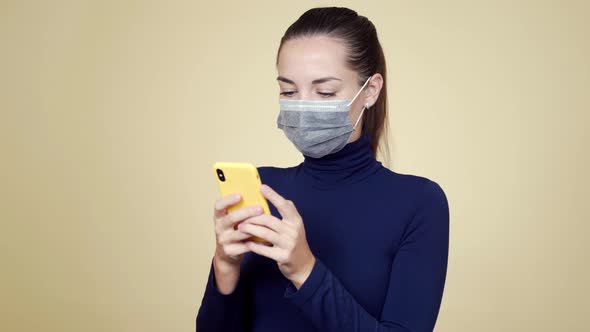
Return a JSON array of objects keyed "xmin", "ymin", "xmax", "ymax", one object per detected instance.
[{"xmin": 276, "ymin": 6, "xmax": 390, "ymax": 165}]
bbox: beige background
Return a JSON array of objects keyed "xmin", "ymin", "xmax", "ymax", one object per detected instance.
[{"xmin": 1, "ymin": 0, "xmax": 589, "ymax": 331}]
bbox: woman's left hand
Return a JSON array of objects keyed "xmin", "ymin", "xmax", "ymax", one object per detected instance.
[{"xmin": 238, "ymin": 184, "xmax": 316, "ymax": 289}]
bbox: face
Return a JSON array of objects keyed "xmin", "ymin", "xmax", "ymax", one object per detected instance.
[{"xmin": 276, "ymin": 35, "xmax": 382, "ymax": 143}]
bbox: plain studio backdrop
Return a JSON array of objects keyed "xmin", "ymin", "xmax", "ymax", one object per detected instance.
[{"xmin": 1, "ymin": 1, "xmax": 588, "ymax": 331}]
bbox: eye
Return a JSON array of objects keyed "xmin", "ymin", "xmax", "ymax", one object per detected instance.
[
  {"xmin": 318, "ymin": 92, "xmax": 336, "ymax": 98},
  {"xmin": 280, "ymin": 91, "xmax": 296, "ymax": 97}
]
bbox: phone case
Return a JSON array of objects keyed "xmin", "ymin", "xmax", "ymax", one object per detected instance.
[{"xmin": 212, "ymin": 162, "xmax": 271, "ymax": 244}]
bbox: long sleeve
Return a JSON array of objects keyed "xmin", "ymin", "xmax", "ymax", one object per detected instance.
[
  {"xmin": 196, "ymin": 257, "xmax": 249, "ymax": 332},
  {"xmin": 283, "ymin": 179, "xmax": 450, "ymax": 332}
]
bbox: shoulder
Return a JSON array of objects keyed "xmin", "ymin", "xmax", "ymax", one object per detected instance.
[
  {"xmin": 257, "ymin": 164, "xmax": 296, "ymax": 177},
  {"xmin": 256, "ymin": 164, "xmax": 301, "ymax": 185},
  {"xmin": 384, "ymin": 171, "xmax": 450, "ymax": 245},
  {"xmin": 401, "ymin": 173, "xmax": 449, "ymax": 230},
  {"xmin": 378, "ymin": 167, "xmax": 447, "ymax": 200},
  {"xmin": 377, "ymin": 168, "xmax": 449, "ymax": 222},
  {"xmin": 407, "ymin": 173, "xmax": 447, "ymax": 208}
]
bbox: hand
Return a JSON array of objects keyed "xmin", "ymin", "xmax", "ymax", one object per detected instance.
[
  {"xmin": 212, "ymin": 193, "xmax": 264, "ymax": 294},
  {"xmin": 213, "ymin": 193, "xmax": 263, "ymax": 267},
  {"xmin": 238, "ymin": 184, "xmax": 316, "ymax": 289}
]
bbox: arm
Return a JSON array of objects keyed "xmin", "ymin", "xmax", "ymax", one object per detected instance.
[
  {"xmin": 283, "ymin": 180, "xmax": 450, "ymax": 332},
  {"xmin": 197, "ymin": 191, "xmax": 262, "ymax": 331},
  {"xmin": 196, "ymin": 256, "xmax": 250, "ymax": 332}
]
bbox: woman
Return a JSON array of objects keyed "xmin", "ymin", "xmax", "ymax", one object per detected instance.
[{"xmin": 197, "ymin": 7, "xmax": 449, "ymax": 332}]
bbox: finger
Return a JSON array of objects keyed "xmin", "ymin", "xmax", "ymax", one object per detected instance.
[
  {"xmin": 242, "ymin": 214, "xmax": 285, "ymax": 234},
  {"xmin": 219, "ymin": 228, "xmax": 251, "ymax": 245},
  {"xmin": 246, "ymin": 241, "xmax": 282, "ymax": 262},
  {"xmin": 214, "ymin": 193, "xmax": 242, "ymax": 219},
  {"xmin": 221, "ymin": 205, "xmax": 264, "ymax": 231},
  {"xmin": 260, "ymin": 184, "xmax": 299, "ymax": 220},
  {"xmin": 239, "ymin": 223, "xmax": 281, "ymax": 247},
  {"xmin": 223, "ymin": 228, "xmax": 256, "ymax": 244},
  {"xmin": 224, "ymin": 243, "xmax": 250, "ymax": 257}
]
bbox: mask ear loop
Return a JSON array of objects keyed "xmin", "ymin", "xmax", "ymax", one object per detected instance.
[
  {"xmin": 349, "ymin": 75, "xmax": 373, "ymax": 131},
  {"xmin": 352, "ymin": 103, "xmax": 370, "ymax": 130},
  {"xmin": 346, "ymin": 75, "xmax": 373, "ymax": 107}
]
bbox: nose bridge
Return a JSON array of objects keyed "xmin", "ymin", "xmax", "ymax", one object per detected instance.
[
  {"xmin": 298, "ymin": 85, "xmax": 314, "ymax": 100},
  {"xmin": 298, "ymin": 92, "xmax": 311, "ymax": 100}
]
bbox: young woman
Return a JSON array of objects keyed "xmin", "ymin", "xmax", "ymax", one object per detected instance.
[{"xmin": 197, "ymin": 7, "xmax": 449, "ymax": 332}]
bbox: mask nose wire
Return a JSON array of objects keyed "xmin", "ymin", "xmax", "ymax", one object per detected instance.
[{"xmin": 346, "ymin": 75, "xmax": 372, "ymax": 107}]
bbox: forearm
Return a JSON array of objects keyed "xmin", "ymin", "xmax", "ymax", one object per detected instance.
[
  {"xmin": 284, "ymin": 258, "xmax": 411, "ymax": 332},
  {"xmin": 196, "ymin": 256, "xmax": 246, "ymax": 332}
]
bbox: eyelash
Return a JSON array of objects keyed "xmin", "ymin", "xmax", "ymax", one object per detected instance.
[{"xmin": 280, "ymin": 91, "xmax": 336, "ymax": 97}]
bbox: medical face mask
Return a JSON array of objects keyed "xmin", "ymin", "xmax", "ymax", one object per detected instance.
[{"xmin": 277, "ymin": 76, "xmax": 372, "ymax": 158}]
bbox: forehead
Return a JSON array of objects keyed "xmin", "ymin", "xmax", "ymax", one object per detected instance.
[{"xmin": 277, "ymin": 36, "xmax": 354, "ymax": 82}]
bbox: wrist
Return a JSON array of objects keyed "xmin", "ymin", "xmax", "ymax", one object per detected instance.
[
  {"xmin": 291, "ymin": 255, "xmax": 316, "ymax": 290},
  {"xmin": 212, "ymin": 254, "xmax": 241, "ymax": 295},
  {"xmin": 213, "ymin": 253, "xmax": 240, "ymax": 275}
]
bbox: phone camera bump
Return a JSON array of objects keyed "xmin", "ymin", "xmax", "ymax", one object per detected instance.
[{"xmin": 216, "ymin": 168, "xmax": 225, "ymax": 182}]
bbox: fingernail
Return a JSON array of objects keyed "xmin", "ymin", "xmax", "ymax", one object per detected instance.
[
  {"xmin": 234, "ymin": 193, "xmax": 241, "ymax": 200},
  {"xmin": 255, "ymin": 206, "xmax": 263, "ymax": 213}
]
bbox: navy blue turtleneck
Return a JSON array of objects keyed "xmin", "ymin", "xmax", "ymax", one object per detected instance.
[{"xmin": 197, "ymin": 132, "xmax": 449, "ymax": 332}]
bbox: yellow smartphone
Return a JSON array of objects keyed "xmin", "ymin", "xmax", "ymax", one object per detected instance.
[{"xmin": 212, "ymin": 162, "xmax": 271, "ymax": 244}]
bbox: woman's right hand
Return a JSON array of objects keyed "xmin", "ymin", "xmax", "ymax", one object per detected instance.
[{"xmin": 212, "ymin": 193, "xmax": 264, "ymax": 294}]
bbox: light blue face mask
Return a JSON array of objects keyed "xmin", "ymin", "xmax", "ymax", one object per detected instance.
[{"xmin": 277, "ymin": 75, "xmax": 372, "ymax": 158}]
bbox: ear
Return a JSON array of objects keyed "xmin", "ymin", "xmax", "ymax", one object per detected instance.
[{"xmin": 364, "ymin": 73, "xmax": 384, "ymax": 108}]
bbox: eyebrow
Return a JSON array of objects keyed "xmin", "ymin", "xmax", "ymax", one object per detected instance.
[{"xmin": 277, "ymin": 76, "xmax": 342, "ymax": 85}]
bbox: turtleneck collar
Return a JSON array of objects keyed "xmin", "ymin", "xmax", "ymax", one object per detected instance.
[{"xmin": 300, "ymin": 132, "xmax": 383, "ymax": 188}]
